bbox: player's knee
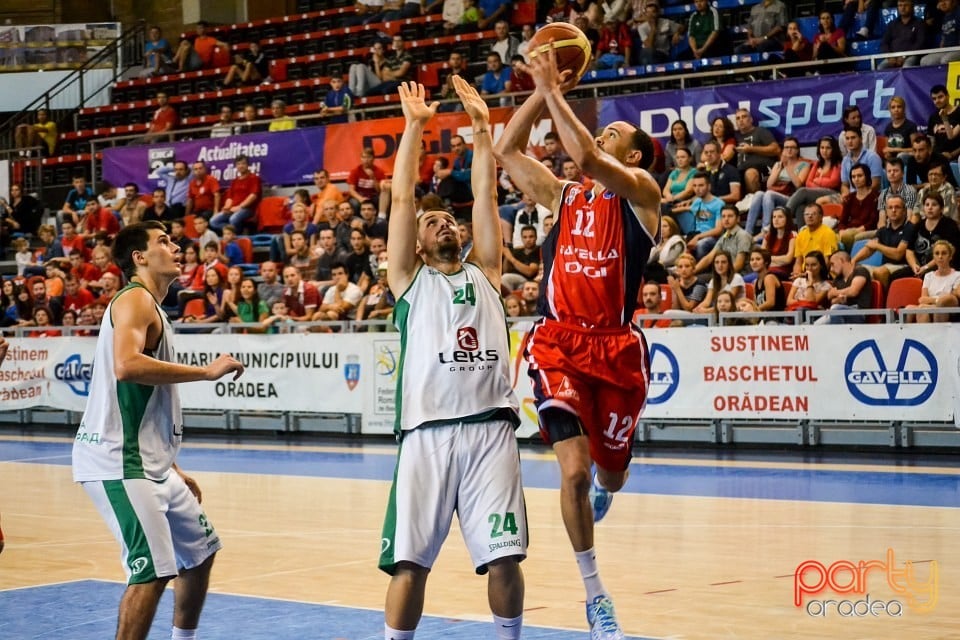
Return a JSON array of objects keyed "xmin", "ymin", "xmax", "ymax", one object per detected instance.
[{"xmin": 597, "ymin": 468, "xmax": 628, "ymax": 493}]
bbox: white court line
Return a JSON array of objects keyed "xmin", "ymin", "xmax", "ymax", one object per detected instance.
[{"xmin": 0, "ymin": 454, "xmax": 71, "ymax": 463}]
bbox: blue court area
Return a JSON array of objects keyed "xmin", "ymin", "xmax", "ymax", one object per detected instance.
[
  {"xmin": 2, "ymin": 438, "xmax": 959, "ymax": 508},
  {"xmin": 0, "ymin": 580, "xmax": 652, "ymax": 640}
]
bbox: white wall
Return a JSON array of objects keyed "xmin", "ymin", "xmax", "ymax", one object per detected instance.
[{"xmin": 0, "ymin": 69, "xmax": 114, "ymax": 112}]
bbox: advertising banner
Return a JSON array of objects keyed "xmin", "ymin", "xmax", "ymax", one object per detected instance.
[
  {"xmin": 600, "ymin": 66, "xmax": 943, "ymax": 144},
  {"xmin": 101, "ymin": 128, "xmax": 325, "ymax": 194},
  {"xmin": 322, "ymin": 100, "xmax": 599, "ymax": 181}
]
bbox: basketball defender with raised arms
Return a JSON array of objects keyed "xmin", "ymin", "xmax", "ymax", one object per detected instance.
[
  {"xmin": 494, "ymin": 45, "xmax": 661, "ymax": 639},
  {"xmin": 72, "ymin": 220, "xmax": 244, "ymax": 640},
  {"xmin": 378, "ymin": 77, "xmax": 527, "ymax": 640}
]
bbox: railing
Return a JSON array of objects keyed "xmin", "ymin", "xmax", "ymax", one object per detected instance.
[{"xmin": 0, "ymin": 21, "xmax": 147, "ymax": 154}]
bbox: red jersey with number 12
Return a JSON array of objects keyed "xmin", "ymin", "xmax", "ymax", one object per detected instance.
[{"xmin": 538, "ymin": 182, "xmax": 655, "ymax": 328}]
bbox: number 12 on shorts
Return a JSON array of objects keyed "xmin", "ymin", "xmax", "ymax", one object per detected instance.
[
  {"xmin": 489, "ymin": 512, "xmax": 519, "ymax": 538},
  {"xmin": 604, "ymin": 412, "xmax": 633, "ymax": 443}
]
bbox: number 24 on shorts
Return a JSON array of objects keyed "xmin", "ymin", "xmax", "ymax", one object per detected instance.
[{"xmin": 488, "ymin": 512, "xmax": 519, "ymax": 537}]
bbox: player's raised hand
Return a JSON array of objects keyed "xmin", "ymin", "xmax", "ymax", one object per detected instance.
[
  {"xmin": 397, "ymin": 81, "xmax": 438, "ymax": 126},
  {"xmin": 527, "ymin": 40, "xmax": 573, "ymax": 95},
  {"xmin": 205, "ymin": 353, "xmax": 245, "ymax": 381},
  {"xmin": 451, "ymin": 75, "xmax": 488, "ymax": 124}
]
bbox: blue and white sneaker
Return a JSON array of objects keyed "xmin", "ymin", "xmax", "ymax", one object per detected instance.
[
  {"xmin": 586, "ymin": 594, "xmax": 625, "ymax": 640},
  {"xmin": 589, "ymin": 474, "xmax": 613, "ymax": 522}
]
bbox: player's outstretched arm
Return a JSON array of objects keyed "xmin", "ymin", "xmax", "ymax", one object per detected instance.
[
  {"xmin": 492, "ymin": 93, "xmax": 563, "ymax": 213},
  {"xmin": 388, "ymin": 82, "xmax": 438, "ymax": 295},
  {"xmin": 528, "ymin": 44, "xmax": 660, "ymax": 218},
  {"xmin": 453, "ymin": 75, "xmax": 501, "ymax": 284},
  {"xmin": 113, "ymin": 288, "xmax": 244, "ymax": 385}
]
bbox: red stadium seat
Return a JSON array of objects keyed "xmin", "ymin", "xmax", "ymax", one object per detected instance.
[
  {"xmin": 886, "ymin": 278, "xmax": 922, "ymax": 311},
  {"xmin": 256, "ymin": 196, "xmax": 289, "ymax": 233},
  {"xmin": 183, "ymin": 298, "xmax": 206, "ymax": 319}
]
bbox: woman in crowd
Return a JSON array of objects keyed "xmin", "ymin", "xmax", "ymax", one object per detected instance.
[
  {"xmin": 835, "ymin": 162, "xmax": 879, "ymax": 250},
  {"xmin": 749, "ymin": 248, "xmax": 786, "ymax": 312},
  {"xmin": 28, "ymin": 307, "xmax": 61, "ymax": 337},
  {"xmin": 647, "ymin": 216, "xmax": 686, "ymax": 283},
  {"xmin": 786, "ymin": 250, "xmax": 832, "ymax": 311},
  {"xmin": 227, "ymin": 277, "xmax": 270, "ymax": 325},
  {"xmin": 713, "ymin": 290, "xmax": 737, "ymax": 325},
  {"xmin": 906, "ymin": 240, "xmax": 960, "ymax": 323},
  {"xmin": 785, "ymin": 136, "xmax": 842, "ymax": 227},
  {"xmin": 812, "ymin": 11, "xmax": 847, "ymax": 61},
  {"xmin": 661, "ymin": 148, "xmax": 696, "ymax": 213},
  {"xmin": 1, "ymin": 183, "xmax": 43, "ymax": 243},
  {"xmin": 668, "ymin": 253, "xmax": 708, "ymax": 313},
  {"xmin": 744, "ymin": 135, "xmax": 810, "ymax": 236},
  {"xmin": 695, "ymin": 250, "xmax": 744, "ymax": 313},
  {"xmin": 664, "ymin": 119, "xmax": 702, "ymax": 172},
  {"xmin": 882, "ymin": 96, "xmax": 919, "ymax": 161},
  {"xmin": 220, "ymin": 265, "xmax": 244, "ymax": 321},
  {"xmin": 706, "ymin": 116, "xmax": 737, "ymax": 166},
  {"xmin": 760, "ymin": 207, "xmax": 797, "ymax": 279}
]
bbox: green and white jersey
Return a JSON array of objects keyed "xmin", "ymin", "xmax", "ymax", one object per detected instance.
[
  {"xmin": 72, "ymin": 283, "xmax": 183, "ymax": 482},
  {"xmin": 393, "ymin": 262, "xmax": 519, "ymax": 434}
]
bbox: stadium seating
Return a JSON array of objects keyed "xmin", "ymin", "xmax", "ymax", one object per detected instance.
[
  {"xmin": 850, "ymin": 239, "xmax": 884, "ymax": 267},
  {"xmin": 886, "ymin": 277, "xmax": 922, "ymax": 311}
]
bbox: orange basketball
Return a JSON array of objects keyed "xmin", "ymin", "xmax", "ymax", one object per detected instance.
[{"xmin": 527, "ymin": 22, "xmax": 592, "ymax": 83}]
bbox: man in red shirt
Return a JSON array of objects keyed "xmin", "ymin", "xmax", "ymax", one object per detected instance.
[
  {"xmin": 142, "ymin": 91, "xmax": 178, "ymax": 144},
  {"xmin": 62, "ymin": 273, "xmax": 95, "ymax": 313},
  {"xmin": 78, "ymin": 199, "xmax": 120, "ymax": 242},
  {"xmin": 186, "ymin": 160, "xmax": 220, "ymax": 220},
  {"xmin": 210, "ymin": 154, "xmax": 261, "ymax": 232},
  {"xmin": 281, "ymin": 265, "xmax": 320, "ymax": 321},
  {"xmin": 68, "ymin": 252, "xmax": 98, "ymax": 289},
  {"xmin": 59, "ymin": 219, "xmax": 90, "ymax": 261},
  {"xmin": 346, "ymin": 147, "xmax": 386, "ymax": 210},
  {"xmin": 192, "ymin": 21, "xmax": 230, "ymax": 69}
]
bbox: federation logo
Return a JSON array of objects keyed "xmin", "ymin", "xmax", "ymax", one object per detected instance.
[
  {"xmin": 844, "ymin": 339, "xmax": 937, "ymax": 406},
  {"xmin": 375, "ymin": 343, "xmax": 398, "ymax": 378},
  {"xmin": 344, "ymin": 354, "xmax": 361, "ymax": 391},
  {"xmin": 457, "ymin": 327, "xmax": 479, "ymax": 351},
  {"xmin": 647, "ymin": 343, "xmax": 679, "ymax": 405},
  {"xmin": 54, "ymin": 353, "xmax": 93, "ymax": 397}
]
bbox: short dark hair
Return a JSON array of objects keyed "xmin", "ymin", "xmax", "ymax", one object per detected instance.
[
  {"xmin": 330, "ymin": 261, "xmax": 347, "ymax": 273},
  {"xmin": 235, "ymin": 154, "xmax": 249, "ymax": 164},
  {"xmin": 114, "ymin": 221, "xmax": 167, "ymax": 279},
  {"xmin": 885, "ymin": 157, "xmax": 904, "ymax": 169},
  {"xmin": 691, "ymin": 171, "xmax": 710, "ymax": 183},
  {"xmin": 520, "ymin": 225, "xmax": 537, "ymax": 236},
  {"xmin": 629, "ymin": 125, "xmax": 656, "ymax": 171},
  {"xmin": 930, "ymin": 84, "xmax": 948, "ymax": 95}
]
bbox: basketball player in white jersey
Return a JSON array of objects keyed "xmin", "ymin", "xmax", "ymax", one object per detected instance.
[
  {"xmin": 72, "ymin": 221, "xmax": 244, "ymax": 640},
  {"xmin": 378, "ymin": 77, "xmax": 526, "ymax": 640}
]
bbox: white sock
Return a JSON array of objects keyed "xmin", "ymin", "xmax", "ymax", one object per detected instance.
[
  {"xmin": 493, "ymin": 613, "xmax": 523, "ymax": 639},
  {"xmin": 385, "ymin": 623, "xmax": 416, "ymax": 639},
  {"xmin": 593, "ymin": 472, "xmax": 607, "ymax": 493},
  {"xmin": 575, "ymin": 547, "xmax": 606, "ymax": 602},
  {"xmin": 171, "ymin": 628, "xmax": 196, "ymax": 640}
]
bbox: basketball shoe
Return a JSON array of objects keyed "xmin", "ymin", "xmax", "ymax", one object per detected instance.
[
  {"xmin": 586, "ymin": 594, "xmax": 624, "ymax": 640},
  {"xmin": 589, "ymin": 473, "xmax": 613, "ymax": 522}
]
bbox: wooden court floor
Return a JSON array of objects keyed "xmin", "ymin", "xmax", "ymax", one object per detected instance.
[{"xmin": 1, "ymin": 435, "xmax": 959, "ymax": 639}]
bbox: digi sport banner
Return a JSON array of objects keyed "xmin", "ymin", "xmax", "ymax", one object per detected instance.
[{"xmin": 601, "ymin": 66, "xmax": 943, "ymax": 144}]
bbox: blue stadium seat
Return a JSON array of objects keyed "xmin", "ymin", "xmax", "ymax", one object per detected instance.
[{"xmin": 850, "ymin": 239, "xmax": 884, "ymax": 266}]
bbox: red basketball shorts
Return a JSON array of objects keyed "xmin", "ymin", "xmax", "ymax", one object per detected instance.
[{"xmin": 524, "ymin": 319, "xmax": 650, "ymax": 471}]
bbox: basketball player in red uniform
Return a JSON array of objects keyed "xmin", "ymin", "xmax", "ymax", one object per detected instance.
[{"xmin": 494, "ymin": 46, "xmax": 661, "ymax": 639}]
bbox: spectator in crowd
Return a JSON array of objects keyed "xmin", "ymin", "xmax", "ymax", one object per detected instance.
[
  {"xmin": 786, "ymin": 250, "xmax": 832, "ymax": 311},
  {"xmin": 155, "ymin": 160, "xmax": 190, "ymax": 218},
  {"xmin": 220, "ymin": 225, "xmax": 246, "ymax": 267},
  {"xmin": 345, "ymin": 228, "xmax": 374, "ymax": 293},
  {"xmin": 734, "ymin": 0, "xmax": 788, "ymax": 55},
  {"xmin": 237, "ymin": 104, "xmax": 265, "ymax": 134},
  {"xmin": 904, "ymin": 135, "xmax": 943, "ymax": 189},
  {"xmin": 309, "ymin": 170, "xmax": 344, "ymax": 218},
  {"xmin": 734, "ymin": 108, "xmax": 780, "ymax": 194},
  {"xmin": 478, "ymin": 52, "xmax": 512, "ymax": 101},
  {"xmin": 699, "ymin": 140, "xmax": 742, "ymax": 205},
  {"xmin": 508, "ymin": 54, "xmax": 535, "ymax": 93},
  {"xmin": 0, "ymin": 183, "xmax": 43, "ymax": 242},
  {"xmin": 927, "ymin": 84, "xmax": 960, "ymax": 163},
  {"xmin": 919, "ymin": 0, "xmax": 960, "ymax": 66},
  {"xmin": 633, "ymin": 282, "xmax": 671, "ymax": 328},
  {"xmin": 29, "ymin": 307, "xmax": 61, "ymax": 337},
  {"xmin": 61, "ymin": 273, "xmax": 95, "ymax": 315},
  {"xmin": 502, "ymin": 224, "xmax": 541, "ymax": 290},
  {"xmin": 211, "ymin": 154, "xmax": 262, "ymax": 231},
  {"xmin": 839, "ymin": 0, "xmax": 882, "ymax": 41},
  {"xmin": 286, "ymin": 230, "xmax": 317, "ymax": 279},
  {"xmin": 668, "ymin": 252, "xmax": 708, "ymax": 312},
  {"xmin": 852, "ymin": 194, "xmax": 915, "ymax": 287},
  {"xmin": 500, "ymin": 192, "xmax": 549, "ymax": 247},
  {"xmin": 268, "ymin": 99, "xmax": 296, "ymax": 131},
  {"xmin": 369, "ymin": 35, "xmax": 414, "ymax": 96},
  {"xmin": 78, "ymin": 198, "xmax": 119, "ymax": 242},
  {"xmin": 908, "ymin": 193, "xmax": 960, "ymax": 274},
  {"xmin": 664, "ymin": 120, "xmax": 701, "ymax": 172},
  {"xmin": 695, "ymin": 205, "xmax": 754, "ymax": 275},
  {"xmin": 595, "ymin": 17, "xmax": 632, "ymax": 69},
  {"xmin": 477, "ymin": 0, "xmax": 513, "ymax": 30},
  {"xmin": 704, "ymin": 116, "xmax": 736, "ymax": 167},
  {"xmin": 839, "ymin": 105, "xmax": 877, "ymax": 155},
  {"xmin": 539, "ymin": 131, "xmax": 569, "ymax": 178},
  {"xmin": 815, "ymin": 250, "xmax": 873, "ymax": 324},
  {"xmin": 273, "ymin": 202, "xmax": 318, "ymax": 263},
  {"xmin": 314, "ymin": 262, "xmax": 363, "ymax": 321},
  {"xmin": 382, "ymin": 0, "xmax": 425, "ymax": 21},
  {"xmin": 694, "ymin": 250, "xmax": 744, "ymax": 312},
  {"xmin": 186, "ymin": 161, "xmax": 220, "ymax": 220},
  {"xmin": 254, "ymin": 261, "xmax": 284, "ymax": 308},
  {"xmin": 685, "ymin": 0, "xmax": 725, "ymax": 60},
  {"xmin": 634, "ymin": 1, "xmax": 684, "ymax": 65},
  {"xmin": 141, "ymin": 26, "xmax": 173, "ymax": 77},
  {"xmin": 14, "ymin": 108, "xmax": 57, "ymax": 156},
  {"xmin": 793, "ymin": 204, "xmax": 839, "ymax": 277},
  {"xmin": 139, "ymin": 91, "xmax": 178, "ymax": 145},
  {"xmin": 749, "ymin": 248, "xmax": 786, "ymax": 311},
  {"xmin": 490, "ymin": 20, "xmax": 520, "ymax": 64},
  {"xmin": 356, "ymin": 262, "xmax": 395, "ymax": 325},
  {"xmin": 560, "ymin": 158, "xmax": 594, "ymax": 191},
  {"xmin": 344, "ymin": 0, "xmax": 387, "ymax": 26},
  {"xmin": 11, "ymin": 237, "xmax": 32, "ymax": 275},
  {"xmin": 906, "ymin": 239, "xmax": 960, "ymax": 322},
  {"xmin": 321, "ymin": 76, "xmax": 353, "ymax": 124},
  {"xmin": 179, "ymin": 267, "xmax": 226, "ymax": 323},
  {"xmin": 59, "ymin": 174, "xmax": 96, "ymax": 229},
  {"xmin": 516, "ymin": 23, "xmax": 535, "ymax": 60},
  {"xmin": 313, "ymin": 228, "xmax": 346, "ymax": 291},
  {"xmin": 142, "ymin": 189, "xmax": 176, "ymax": 227},
  {"xmin": 744, "ymin": 135, "xmax": 810, "ymax": 236},
  {"xmin": 835, "ymin": 126, "xmax": 883, "ymax": 200},
  {"xmin": 680, "ymin": 172, "xmax": 724, "ymax": 257},
  {"xmin": 191, "ymin": 21, "xmax": 230, "ymax": 69},
  {"xmin": 646, "ymin": 216, "xmax": 686, "ymax": 283},
  {"xmin": 169, "ymin": 219, "xmax": 192, "ymax": 253},
  {"xmin": 878, "ymin": 157, "xmax": 918, "ymax": 229},
  {"xmin": 117, "ymin": 182, "xmax": 146, "ymax": 228},
  {"xmin": 358, "ymin": 199, "xmax": 388, "ymax": 240},
  {"xmin": 881, "ymin": 0, "xmax": 926, "ymax": 68},
  {"xmin": 882, "ymin": 96, "xmax": 919, "ymax": 160},
  {"xmin": 914, "ymin": 160, "xmax": 957, "ymax": 221},
  {"xmin": 210, "ymin": 105, "xmax": 238, "ymax": 138},
  {"xmin": 347, "ymin": 147, "xmax": 387, "ymax": 209},
  {"xmin": 786, "ymin": 136, "xmax": 842, "ymax": 226},
  {"xmin": 781, "ymin": 20, "xmax": 813, "ymax": 67},
  {"xmin": 171, "ymin": 37, "xmax": 203, "ymax": 72},
  {"xmin": 812, "ymin": 11, "xmax": 848, "ymax": 61},
  {"xmin": 459, "ymin": 0, "xmax": 482, "ymax": 30},
  {"xmin": 661, "ymin": 147, "xmax": 696, "ymax": 214},
  {"xmin": 333, "ymin": 201, "xmax": 359, "ymax": 254},
  {"xmin": 835, "ymin": 163, "xmax": 880, "ymax": 250},
  {"xmin": 227, "ymin": 277, "xmax": 270, "ymax": 325},
  {"xmin": 223, "ymin": 41, "xmax": 269, "ymax": 87},
  {"xmin": 281, "ymin": 264, "xmax": 319, "ymax": 321},
  {"xmin": 439, "ymin": 51, "xmax": 470, "ymax": 108}
]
